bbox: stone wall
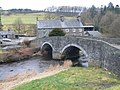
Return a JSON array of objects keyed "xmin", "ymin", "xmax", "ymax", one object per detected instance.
[
  {"xmin": 90, "ymin": 40, "xmax": 120, "ymax": 75},
  {"xmin": 77, "ymin": 37, "xmax": 120, "ymax": 76},
  {"xmin": 77, "ymin": 36, "xmax": 120, "ymax": 45}
]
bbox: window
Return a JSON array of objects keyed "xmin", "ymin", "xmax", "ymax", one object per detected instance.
[
  {"xmin": 79, "ymin": 29, "xmax": 82, "ymax": 32},
  {"xmin": 65, "ymin": 29, "xmax": 69, "ymax": 32},
  {"xmin": 72, "ymin": 29, "xmax": 76, "ymax": 32}
]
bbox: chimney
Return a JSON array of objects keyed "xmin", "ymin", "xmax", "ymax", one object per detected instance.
[
  {"xmin": 60, "ymin": 15, "xmax": 64, "ymax": 22},
  {"xmin": 77, "ymin": 15, "xmax": 81, "ymax": 21}
]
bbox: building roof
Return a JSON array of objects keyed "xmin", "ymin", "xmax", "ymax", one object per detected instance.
[
  {"xmin": 85, "ymin": 31, "xmax": 102, "ymax": 37},
  {"xmin": 81, "ymin": 26, "xmax": 94, "ymax": 28},
  {"xmin": 37, "ymin": 19, "xmax": 83, "ymax": 29}
]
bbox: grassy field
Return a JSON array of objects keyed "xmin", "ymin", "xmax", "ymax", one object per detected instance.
[
  {"xmin": 1, "ymin": 13, "xmax": 46, "ymax": 24},
  {"xmin": 1, "ymin": 13, "xmax": 74, "ymax": 25},
  {"xmin": 13, "ymin": 67, "xmax": 120, "ymax": 90}
]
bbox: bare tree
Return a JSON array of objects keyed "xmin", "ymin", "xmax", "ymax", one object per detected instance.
[
  {"xmin": 109, "ymin": 16, "xmax": 120, "ymax": 37},
  {"xmin": 14, "ymin": 17, "xmax": 23, "ymax": 33},
  {"xmin": 100, "ymin": 11, "xmax": 117, "ymax": 33}
]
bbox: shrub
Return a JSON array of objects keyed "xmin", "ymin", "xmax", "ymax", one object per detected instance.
[
  {"xmin": 49, "ymin": 28, "xmax": 65, "ymax": 36},
  {"xmin": 22, "ymin": 39, "xmax": 31, "ymax": 47}
]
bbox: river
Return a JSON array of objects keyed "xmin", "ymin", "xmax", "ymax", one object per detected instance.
[{"xmin": 0, "ymin": 57, "xmax": 59, "ymax": 80}]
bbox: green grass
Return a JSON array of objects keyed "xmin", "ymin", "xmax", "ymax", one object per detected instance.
[
  {"xmin": 1, "ymin": 13, "xmax": 46, "ymax": 24},
  {"xmin": 106, "ymin": 85, "xmax": 120, "ymax": 90},
  {"xmin": 13, "ymin": 67, "xmax": 120, "ymax": 90},
  {"xmin": 0, "ymin": 49, "xmax": 3, "ymax": 54},
  {"xmin": 1, "ymin": 13, "xmax": 74, "ymax": 25}
]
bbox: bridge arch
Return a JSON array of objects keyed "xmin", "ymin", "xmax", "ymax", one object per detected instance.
[
  {"xmin": 41, "ymin": 42, "xmax": 54, "ymax": 51},
  {"xmin": 61, "ymin": 44, "xmax": 88, "ymax": 57},
  {"xmin": 41, "ymin": 42, "xmax": 54, "ymax": 59},
  {"xmin": 60, "ymin": 44, "xmax": 88, "ymax": 65}
]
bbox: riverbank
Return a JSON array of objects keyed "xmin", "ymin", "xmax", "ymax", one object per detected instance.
[
  {"xmin": 0, "ymin": 60, "xmax": 72, "ymax": 90},
  {"xmin": 0, "ymin": 56, "xmax": 60, "ymax": 81},
  {"xmin": 12, "ymin": 66, "xmax": 120, "ymax": 90},
  {"xmin": 0, "ymin": 38, "xmax": 41, "ymax": 64},
  {"xmin": 0, "ymin": 46, "xmax": 40, "ymax": 64}
]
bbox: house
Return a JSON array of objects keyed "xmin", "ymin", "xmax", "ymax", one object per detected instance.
[
  {"xmin": 0, "ymin": 30, "xmax": 16, "ymax": 39},
  {"xmin": 37, "ymin": 15, "xmax": 94, "ymax": 38}
]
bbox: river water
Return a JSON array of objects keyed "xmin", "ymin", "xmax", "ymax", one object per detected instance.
[{"xmin": 0, "ymin": 57, "xmax": 59, "ymax": 80}]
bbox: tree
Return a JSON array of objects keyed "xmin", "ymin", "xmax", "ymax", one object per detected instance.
[
  {"xmin": 100, "ymin": 5, "xmax": 107, "ymax": 15},
  {"xmin": 89, "ymin": 5, "xmax": 97, "ymax": 18},
  {"xmin": 100, "ymin": 11, "xmax": 117, "ymax": 33},
  {"xmin": 80, "ymin": 2, "xmax": 120, "ymax": 37},
  {"xmin": 109, "ymin": 17, "xmax": 120, "ymax": 37},
  {"xmin": 99, "ymin": 11, "xmax": 120, "ymax": 37},
  {"xmin": 14, "ymin": 17, "xmax": 23, "ymax": 33},
  {"xmin": 22, "ymin": 39, "xmax": 31, "ymax": 47},
  {"xmin": 49, "ymin": 28, "xmax": 65, "ymax": 36},
  {"xmin": 115, "ymin": 5, "xmax": 120, "ymax": 14},
  {"xmin": 107, "ymin": 2, "xmax": 114, "ymax": 11},
  {"xmin": 81, "ymin": 10, "xmax": 94, "ymax": 25}
]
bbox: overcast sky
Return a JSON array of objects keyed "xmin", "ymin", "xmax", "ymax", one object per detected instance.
[{"xmin": 0, "ymin": 0, "xmax": 119, "ymax": 10}]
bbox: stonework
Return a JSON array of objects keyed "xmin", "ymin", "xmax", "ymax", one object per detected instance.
[{"xmin": 37, "ymin": 36, "xmax": 120, "ymax": 76}]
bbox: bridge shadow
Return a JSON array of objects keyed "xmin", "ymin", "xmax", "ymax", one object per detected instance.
[
  {"xmin": 41, "ymin": 44, "xmax": 53, "ymax": 60},
  {"xmin": 61, "ymin": 46, "xmax": 86, "ymax": 66}
]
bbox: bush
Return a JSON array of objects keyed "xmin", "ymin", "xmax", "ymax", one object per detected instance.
[
  {"xmin": 22, "ymin": 40, "xmax": 31, "ymax": 47},
  {"xmin": 49, "ymin": 28, "xmax": 65, "ymax": 36}
]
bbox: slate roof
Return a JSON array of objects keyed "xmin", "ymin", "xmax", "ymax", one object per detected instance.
[
  {"xmin": 85, "ymin": 31, "xmax": 102, "ymax": 37},
  {"xmin": 37, "ymin": 19, "xmax": 83, "ymax": 29}
]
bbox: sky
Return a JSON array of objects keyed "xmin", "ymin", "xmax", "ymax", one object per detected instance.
[{"xmin": 0, "ymin": 0, "xmax": 119, "ymax": 10}]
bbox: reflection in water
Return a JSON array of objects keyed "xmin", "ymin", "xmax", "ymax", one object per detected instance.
[{"xmin": 0, "ymin": 57, "xmax": 59, "ymax": 80}]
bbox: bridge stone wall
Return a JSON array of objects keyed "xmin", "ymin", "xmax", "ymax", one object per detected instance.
[
  {"xmin": 76, "ymin": 37, "xmax": 120, "ymax": 76},
  {"xmin": 37, "ymin": 36, "xmax": 120, "ymax": 76},
  {"xmin": 99, "ymin": 42, "xmax": 120, "ymax": 75},
  {"xmin": 77, "ymin": 36, "xmax": 120, "ymax": 45}
]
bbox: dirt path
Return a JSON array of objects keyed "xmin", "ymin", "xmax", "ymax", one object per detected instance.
[{"xmin": 0, "ymin": 60, "xmax": 72, "ymax": 90}]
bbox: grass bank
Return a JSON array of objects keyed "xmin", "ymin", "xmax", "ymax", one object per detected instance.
[{"xmin": 13, "ymin": 67, "xmax": 120, "ymax": 90}]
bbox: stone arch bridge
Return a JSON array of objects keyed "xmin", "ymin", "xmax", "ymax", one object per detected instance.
[{"xmin": 36, "ymin": 36, "xmax": 120, "ymax": 75}]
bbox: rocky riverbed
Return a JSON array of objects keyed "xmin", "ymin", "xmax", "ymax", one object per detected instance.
[{"xmin": 0, "ymin": 57, "xmax": 59, "ymax": 81}]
